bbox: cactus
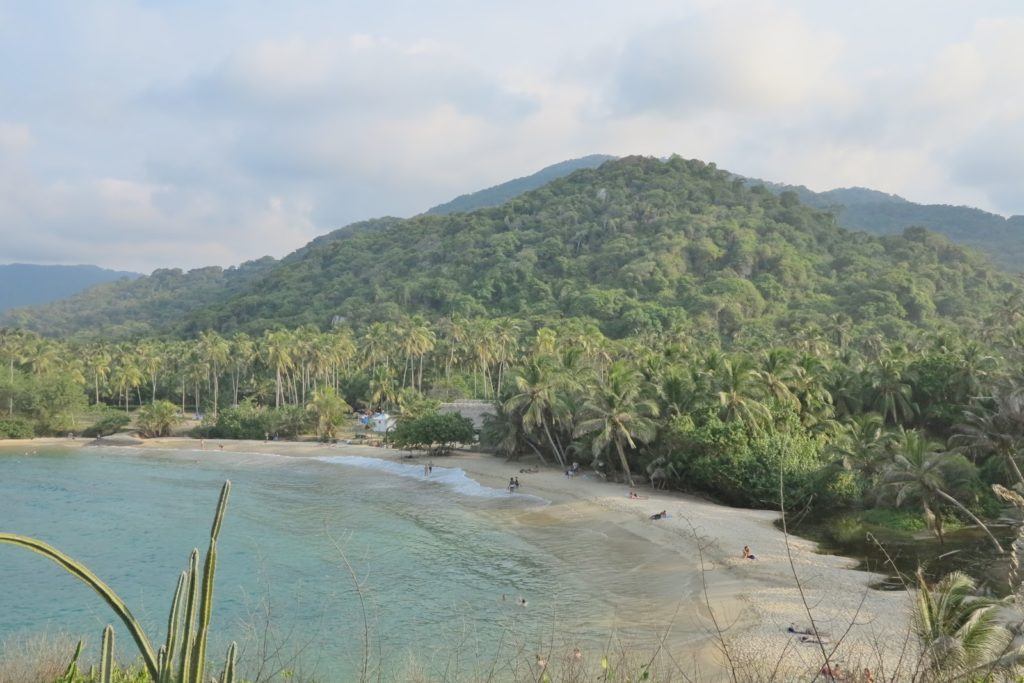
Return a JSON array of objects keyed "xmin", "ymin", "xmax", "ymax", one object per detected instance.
[
  {"xmin": 0, "ymin": 479, "xmax": 234, "ymax": 683},
  {"xmin": 56, "ymin": 639, "xmax": 83, "ymax": 683},
  {"xmin": 100, "ymin": 624, "xmax": 114, "ymax": 683},
  {"xmin": 220, "ymin": 641, "xmax": 237, "ymax": 683}
]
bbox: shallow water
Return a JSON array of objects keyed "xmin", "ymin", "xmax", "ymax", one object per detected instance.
[{"xmin": 0, "ymin": 446, "xmax": 697, "ymax": 679}]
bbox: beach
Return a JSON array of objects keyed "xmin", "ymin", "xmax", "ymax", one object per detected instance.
[{"xmin": 5, "ymin": 437, "xmax": 913, "ymax": 679}]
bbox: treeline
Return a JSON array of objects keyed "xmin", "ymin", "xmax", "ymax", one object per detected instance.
[{"xmin": 5, "ymin": 303, "xmax": 1024, "ymax": 532}]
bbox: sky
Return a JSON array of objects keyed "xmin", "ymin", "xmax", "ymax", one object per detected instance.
[{"xmin": 1, "ymin": 0, "xmax": 1023, "ymax": 272}]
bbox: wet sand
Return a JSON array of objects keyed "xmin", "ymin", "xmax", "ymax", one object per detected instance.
[{"xmin": 7, "ymin": 437, "xmax": 914, "ymax": 678}]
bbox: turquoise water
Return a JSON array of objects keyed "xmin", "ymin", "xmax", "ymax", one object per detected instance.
[{"xmin": 0, "ymin": 446, "xmax": 690, "ymax": 679}]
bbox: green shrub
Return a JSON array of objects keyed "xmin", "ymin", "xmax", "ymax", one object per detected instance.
[
  {"xmin": 82, "ymin": 409, "xmax": 131, "ymax": 437},
  {"xmin": 204, "ymin": 401, "xmax": 311, "ymax": 440},
  {"xmin": 660, "ymin": 412, "xmax": 825, "ymax": 508},
  {"xmin": 0, "ymin": 417, "xmax": 34, "ymax": 439},
  {"xmin": 136, "ymin": 400, "xmax": 180, "ymax": 438},
  {"xmin": 391, "ymin": 411, "xmax": 475, "ymax": 456}
]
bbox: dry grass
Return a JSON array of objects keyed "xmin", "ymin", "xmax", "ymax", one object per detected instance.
[{"xmin": 0, "ymin": 632, "xmax": 81, "ymax": 683}]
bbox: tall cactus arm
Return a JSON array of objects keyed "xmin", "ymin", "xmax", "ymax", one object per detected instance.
[{"xmin": 0, "ymin": 533, "xmax": 159, "ymax": 679}]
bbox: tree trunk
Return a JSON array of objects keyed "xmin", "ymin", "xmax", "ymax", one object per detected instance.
[
  {"xmin": 275, "ymin": 367, "xmax": 282, "ymax": 408},
  {"xmin": 541, "ymin": 420, "xmax": 566, "ymax": 468},
  {"xmin": 935, "ymin": 489, "xmax": 1004, "ymax": 553},
  {"xmin": 95, "ymin": 374, "xmax": 100, "ymax": 406},
  {"xmin": 614, "ymin": 439, "xmax": 635, "ymax": 487},
  {"xmin": 212, "ymin": 364, "xmax": 219, "ymax": 417}
]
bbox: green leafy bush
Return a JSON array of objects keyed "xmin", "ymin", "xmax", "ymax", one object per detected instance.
[
  {"xmin": 135, "ymin": 400, "xmax": 180, "ymax": 438},
  {"xmin": 82, "ymin": 409, "xmax": 131, "ymax": 437},
  {"xmin": 203, "ymin": 401, "xmax": 311, "ymax": 440},
  {"xmin": 660, "ymin": 412, "xmax": 825, "ymax": 508},
  {"xmin": 0, "ymin": 417, "xmax": 34, "ymax": 439},
  {"xmin": 391, "ymin": 412, "xmax": 475, "ymax": 456}
]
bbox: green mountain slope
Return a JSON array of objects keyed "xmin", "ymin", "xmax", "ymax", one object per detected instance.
[
  {"xmin": 3, "ymin": 257, "xmax": 277, "ymax": 338},
  {"xmin": 8, "ymin": 156, "xmax": 1015, "ymax": 341},
  {"xmin": 750, "ymin": 180, "xmax": 1024, "ymax": 271},
  {"xmin": 0, "ymin": 263, "xmax": 138, "ymax": 313},
  {"xmin": 425, "ymin": 154, "xmax": 616, "ymax": 215},
  {"xmin": 184, "ymin": 156, "xmax": 1013, "ymax": 339}
]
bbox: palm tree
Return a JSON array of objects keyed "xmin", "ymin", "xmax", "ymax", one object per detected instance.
[
  {"xmin": 109, "ymin": 357, "xmax": 143, "ymax": 414},
  {"xmin": 504, "ymin": 359, "xmax": 569, "ymax": 467},
  {"xmin": 262, "ymin": 330, "xmax": 295, "ymax": 408},
  {"xmin": 953, "ymin": 389, "xmax": 1024, "ymax": 489},
  {"xmin": 0, "ymin": 329, "xmax": 25, "ymax": 415},
  {"xmin": 136, "ymin": 342, "xmax": 163, "ymax": 404},
  {"xmin": 575, "ymin": 361, "xmax": 659, "ymax": 486},
  {"xmin": 369, "ymin": 367, "xmax": 398, "ymax": 411},
  {"xmin": 136, "ymin": 400, "xmax": 181, "ymax": 438},
  {"xmin": 714, "ymin": 357, "xmax": 770, "ymax": 428},
  {"xmin": 306, "ymin": 387, "xmax": 352, "ymax": 441},
  {"xmin": 83, "ymin": 345, "xmax": 112, "ymax": 406},
  {"xmin": 229, "ymin": 333, "xmax": 256, "ymax": 406},
  {"xmin": 827, "ymin": 413, "xmax": 893, "ymax": 478},
  {"xmin": 884, "ymin": 429, "xmax": 1003, "ymax": 552},
  {"xmin": 870, "ymin": 356, "xmax": 917, "ymax": 425},
  {"xmin": 198, "ymin": 331, "xmax": 230, "ymax": 416},
  {"xmin": 913, "ymin": 568, "xmax": 1015, "ymax": 678}
]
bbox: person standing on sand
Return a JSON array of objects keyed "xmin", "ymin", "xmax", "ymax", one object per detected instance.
[{"xmin": 200, "ymin": 438, "xmax": 205, "ymax": 450}]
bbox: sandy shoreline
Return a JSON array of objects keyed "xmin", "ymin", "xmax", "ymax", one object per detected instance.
[{"xmin": 4, "ymin": 436, "xmax": 913, "ymax": 678}]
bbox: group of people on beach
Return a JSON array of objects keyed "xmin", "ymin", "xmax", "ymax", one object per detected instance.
[
  {"xmin": 507, "ymin": 476, "xmax": 521, "ymax": 493},
  {"xmin": 564, "ymin": 461, "xmax": 581, "ymax": 477},
  {"xmin": 423, "ymin": 461, "xmax": 433, "ymax": 476}
]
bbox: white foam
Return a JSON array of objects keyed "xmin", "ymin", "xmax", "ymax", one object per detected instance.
[{"xmin": 315, "ymin": 455, "xmax": 547, "ymax": 502}]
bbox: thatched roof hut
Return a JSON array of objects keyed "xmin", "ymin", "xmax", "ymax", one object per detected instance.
[{"xmin": 438, "ymin": 400, "xmax": 494, "ymax": 430}]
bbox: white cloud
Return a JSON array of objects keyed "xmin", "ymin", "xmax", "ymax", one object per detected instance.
[{"xmin": 1, "ymin": 2, "xmax": 1023, "ymax": 272}]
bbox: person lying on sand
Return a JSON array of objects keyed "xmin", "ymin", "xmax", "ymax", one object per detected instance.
[
  {"xmin": 801, "ymin": 634, "xmax": 831, "ymax": 645},
  {"xmin": 742, "ymin": 545, "xmax": 757, "ymax": 560},
  {"xmin": 519, "ymin": 467, "xmax": 539, "ymax": 474},
  {"xmin": 628, "ymin": 491, "xmax": 648, "ymax": 499},
  {"xmin": 788, "ymin": 623, "xmax": 831, "ymax": 637},
  {"xmin": 649, "ymin": 510, "xmax": 667, "ymax": 520}
]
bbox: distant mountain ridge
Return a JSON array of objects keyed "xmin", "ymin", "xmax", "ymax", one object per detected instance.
[
  {"xmin": 425, "ymin": 154, "xmax": 616, "ymax": 215},
  {"xmin": 0, "ymin": 263, "xmax": 139, "ymax": 313},
  {"xmin": 745, "ymin": 178, "xmax": 1024, "ymax": 271}
]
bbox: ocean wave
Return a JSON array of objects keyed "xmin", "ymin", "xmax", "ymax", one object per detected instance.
[{"xmin": 315, "ymin": 455, "xmax": 547, "ymax": 502}]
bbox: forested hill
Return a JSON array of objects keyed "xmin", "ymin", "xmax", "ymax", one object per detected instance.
[
  {"xmin": 0, "ymin": 263, "xmax": 138, "ymax": 313},
  {"xmin": 751, "ymin": 179, "xmax": 1024, "ymax": 271},
  {"xmin": 186, "ymin": 156, "xmax": 1015, "ymax": 339},
  {"xmin": 7, "ymin": 156, "xmax": 1017, "ymax": 341},
  {"xmin": 2, "ymin": 258, "xmax": 277, "ymax": 338},
  {"xmin": 425, "ymin": 154, "xmax": 616, "ymax": 215}
]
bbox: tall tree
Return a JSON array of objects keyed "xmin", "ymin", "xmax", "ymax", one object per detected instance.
[{"xmin": 575, "ymin": 361, "xmax": 659, "ymax": 486}]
